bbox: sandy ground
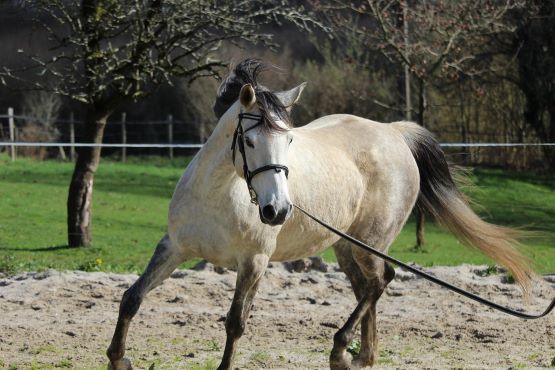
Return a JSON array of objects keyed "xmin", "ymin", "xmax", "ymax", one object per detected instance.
[{"xmin": 0, "ymin": 262, "xmax": 554, "ymax": 370}]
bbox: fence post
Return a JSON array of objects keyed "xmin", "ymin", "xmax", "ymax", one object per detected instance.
[
  {"xmin": 121, "ymin": 112, "xmax": 127, "ymax": 162},
  {"xmin": 168, "ymin": 114, "xmax": 173, "ymax": 160},
  {"xmin": 69, "ymin": 112, "xmax": 75, "ymax": 161},
  {"xmin": 8, "ymin": 107, "xmax": 15, "ymax": 161}
]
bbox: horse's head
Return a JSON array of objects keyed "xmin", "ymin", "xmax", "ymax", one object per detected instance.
[{"xmin": 214, "ymin": 59, "xmax": 305, "ymax": 226}]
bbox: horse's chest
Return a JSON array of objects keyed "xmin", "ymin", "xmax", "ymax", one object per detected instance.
[{"xmin": 168, "ymin": 188, "xmax": 279, "ymax": 267}]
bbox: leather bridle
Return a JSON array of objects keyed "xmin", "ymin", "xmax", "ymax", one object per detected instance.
[{"xmin": 231, "ymin": 112, "xmax": 289, "ymax": 205}]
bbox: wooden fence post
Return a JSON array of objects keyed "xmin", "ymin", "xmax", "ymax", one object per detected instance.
[
  {"xmin": 167, "ymin": 114, "xmax": 174, "ymax": 160},
  {"xmin": 8, "ymin": 107, "xmax": 15, "ymax": 161},
  {"xmin": 121, "ymin": 112, "xmax": 127, "ymax": 162},
  {"xmin": 69, "ymin": 112, "xmax": 75, "ymax": 161}
]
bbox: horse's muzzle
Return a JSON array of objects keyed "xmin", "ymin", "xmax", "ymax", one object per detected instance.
[{"xmin": 259, "ymin": 203, "xmax": 292, "ymax": 226}]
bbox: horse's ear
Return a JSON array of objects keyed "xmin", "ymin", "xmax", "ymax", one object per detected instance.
[
  {"xmin": 275, "ymin": 82, "xmax": 307, "ymax": 111},
  {"xmin": 239, "ymin": 84, "xmax": 257, "ymax": 110}
]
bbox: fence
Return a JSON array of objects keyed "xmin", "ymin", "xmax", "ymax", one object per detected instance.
[
  {"xmin": 1, "ymin": 108, "xmax": 555, "ymax": 168},
  {"xmin": 0, "ymin": 108, "xmax": 201, "ymax": 162}
]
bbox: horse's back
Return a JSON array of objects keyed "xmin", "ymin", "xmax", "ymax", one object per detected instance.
[
  {"xmin": 297, "ymin": 114, "xmax": 416, "ymax": 172},
  {"xmin": 298, "ymin": 114, "xmax": 407, "ymax": 152}
]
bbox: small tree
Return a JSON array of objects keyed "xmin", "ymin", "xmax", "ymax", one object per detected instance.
[{"xmin": 2, "ymin": 0, "xmax": 321, "ymax": 246}]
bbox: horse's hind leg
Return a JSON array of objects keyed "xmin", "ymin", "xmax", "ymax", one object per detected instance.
[
  {"xmin": 330, "ymin": 243, "xmax": 366, "ymax": 368},
  {"xmin": 351, "ymin": 249, "xmax": 395, "ymax": 368},
  {"xmin": 106, "ymin": 235, "xmax": 186, "ymax": 370},
  {"xmin": 217, "ymin": 254, "xmax": 269, "ymax": 370},
  {"xmin": 331, "ymin": 243, "xmax": 395, "ymax": 369}
]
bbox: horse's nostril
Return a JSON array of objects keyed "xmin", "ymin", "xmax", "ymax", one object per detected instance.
[{"xmin": 262, "ymin": 205, "xmax": 277, "ymax": 221}]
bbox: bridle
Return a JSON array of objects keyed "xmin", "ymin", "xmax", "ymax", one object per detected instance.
[{"xmin": 231, "ymin": 112, "xmax": 289, "ymax": 205}]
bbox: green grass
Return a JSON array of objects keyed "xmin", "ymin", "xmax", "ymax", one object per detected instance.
[
  {"xmin": 0, "ymin": 154, "xmax": 554, "ymax": 274},
  {"xmin": 389, "ymin": 167, "xmax": 555, "ymax": 273},
  {"xmin": 0, "ymin": 154, "xmax": 197, "ymax": 273}
]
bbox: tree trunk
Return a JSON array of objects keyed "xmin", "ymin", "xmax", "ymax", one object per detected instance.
[
  {"xmin": 544, "ymin": 106, "xmax": 555, "ymax": 170},
  {"xmin": 415, "ymin": 78, "xmax": 427, "ymax": 249},
  {"xmin": 67, "ymin": 108, "xmax": 108, "ymax": 247},
  {"xmin": 403, "ymin": 2, "xmax": 411, "ymax": 122},
  {"xmin": 416, "ymin": 208, "xmax": 425, "ymax": 247},
  {"xmin": 514, "ymin": 2, "xmax": 555, "ymax": 170}
]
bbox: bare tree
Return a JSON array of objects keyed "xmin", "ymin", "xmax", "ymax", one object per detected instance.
[
  {"xmin": 2, "ymin": 0, "xmax": 322, "ymax": 247},
  {"xmin": 314, "ymin": 0, "xmax": 523, "ymax": 248},
  {"xmin": 511, "ymin": 1, "xmax": 555, "ymax": 168},
  {"xmin": 20, "ymin": 90, "xmax": 64, "ymax": 159},
  {"xmin": 22, "ymin": 91, "xmax": 62, "ymax": 128},
  {"xmin": 179, "ymin": 77, "xmax": 220, "ymax": 143}
]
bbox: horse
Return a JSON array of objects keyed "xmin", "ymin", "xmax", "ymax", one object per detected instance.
[{"xmin": 106, "ymin": 59, "xmax": 533, "ymax": 370}]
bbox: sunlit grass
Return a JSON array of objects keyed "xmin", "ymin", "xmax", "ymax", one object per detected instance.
[{"xmin": 0, "ymin": 154, "xmax": 554, "ymax": 274}]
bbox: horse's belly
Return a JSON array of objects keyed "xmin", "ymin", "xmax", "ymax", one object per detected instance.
[
  {"xmin": 271, "ymin": 233, "xmax": 340, "ymax": 262},
  {"xmin": 270, "ymin": 209, "xmax": 353, "ymax": 262}
]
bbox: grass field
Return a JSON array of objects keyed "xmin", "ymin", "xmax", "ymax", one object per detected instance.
[{"xmin": 1, "ymin": 154, "xmax": 554, "ymax": 274}]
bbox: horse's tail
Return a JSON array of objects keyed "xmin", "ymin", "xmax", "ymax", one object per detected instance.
[{"xmin": 392, "ymin": 121, "xmax": 534, "ymax": 294}]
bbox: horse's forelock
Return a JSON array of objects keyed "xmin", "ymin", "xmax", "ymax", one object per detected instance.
[
  {"xmin": 213, "ymin": 58, "xmax": 292, "ymax": 130},
  {"xmin": 213, "ymin": 59, "xmax": 264, "ymax": 119},
  {"xmin": 256, "ymin": 91, "xmax": 291, "ymax": 131}
]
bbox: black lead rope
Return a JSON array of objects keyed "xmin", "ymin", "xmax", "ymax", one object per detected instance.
[{"xmin": 293, "ymin": 204, "xmax": 555, "ymax": 320}]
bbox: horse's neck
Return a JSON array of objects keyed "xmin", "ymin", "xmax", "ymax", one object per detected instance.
[{"xmin": 193, "ymin": 113, "xmax": 238, "ymax": 186}]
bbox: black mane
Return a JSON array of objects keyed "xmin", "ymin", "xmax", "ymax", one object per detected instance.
[{"xmin": 213, "ymin": 58, "xmax": 291, "ymax": 131}]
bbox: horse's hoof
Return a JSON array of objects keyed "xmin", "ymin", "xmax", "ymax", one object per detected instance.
[
  {"xmin": 351, "ymin": 357, "xmax": 372, "ymax": 369},
  {"xmin": 330, "ymin": 350, "xmax": 352, "ymax": 370},
  {"xmin": 351, "ymin": 351, "xmax": 375, "ymax": 369},
  {"xmin": 107, "ymin": 357, "xmax": 133, "ymax": 370},
  {"xmin": 351, "ymin": 352, "xmax": 376, "ymax": 370}
]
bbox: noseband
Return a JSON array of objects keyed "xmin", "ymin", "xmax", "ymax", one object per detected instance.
[{"xmin": 231, "ymin": 112, "xmax": 289, "ymax": 205}]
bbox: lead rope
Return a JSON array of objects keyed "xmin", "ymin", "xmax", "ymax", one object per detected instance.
[{"xmin": 293, "ymin": 203, "xmax": 555, "ymax": 320}]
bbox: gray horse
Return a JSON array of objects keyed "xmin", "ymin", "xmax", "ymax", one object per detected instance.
[{"xmin": 107, "ymin": 59, "xmax": 532, "ymax": 369}]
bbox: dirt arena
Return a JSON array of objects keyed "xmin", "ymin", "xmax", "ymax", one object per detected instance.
[{"xmin": 1, "ymin": 262, "xmax": 553, "ymax": 369}]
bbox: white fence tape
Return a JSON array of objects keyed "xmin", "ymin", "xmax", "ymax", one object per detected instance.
[
  {"xmin": 441, "ymin": 143, "xmax": 555, "ymax": 147},
  {"xmin": 0, "ymin": 142, "xmax": 203, "ymax": 148},
  {"xmin": 0, "ymin": 142, "xmax": 554, "ymax": 148}
]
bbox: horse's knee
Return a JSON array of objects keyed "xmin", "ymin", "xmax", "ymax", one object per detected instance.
[
  {"xmin": 370, "ymin": 261, "xmax": 395, "ymax": 301},
  {"xmin": 106, "ymin": 346, "xmax": 121, "ymax": 362},
  {"xmin": 119, "ymin": 285, "xmax": 143, "ymax": 319},
  {"xmin": 333, "ymin": 327, "xmax": 354, "ymax": 349},
  {"xmin": 225, "ymin": 314, "xmax": 245, "ymax": 339},
  {"xmin": 384, "ymin": 261, "xmax": 395, "ymax": 285}
]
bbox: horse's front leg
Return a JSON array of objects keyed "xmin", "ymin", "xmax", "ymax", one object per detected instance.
[
  {"xmin": 106, "ymin": 235, "xmax": 186, "ymax": 370},
  {"xmin": 217, "ymin": 253, "xmax": 269, "ymax": 370}
]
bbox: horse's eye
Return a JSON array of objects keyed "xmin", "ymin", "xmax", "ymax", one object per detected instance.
[
  {"xmin": 289, "ymin": 137, "xmax": 293, "ymax": 145},
  {"xmin": 245, "ymin": 137, "xmax": 254, "ymax": 148}
]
